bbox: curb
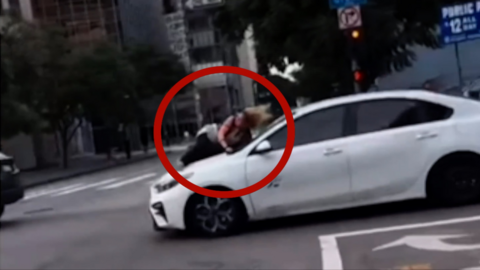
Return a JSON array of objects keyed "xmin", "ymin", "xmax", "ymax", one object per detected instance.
[{"xmin": 21, "ymin": 150, "xmax": 185, "ymax": 189}]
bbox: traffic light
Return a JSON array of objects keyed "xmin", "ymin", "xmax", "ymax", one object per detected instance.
[
  {"xmin": 353, "ymin": 69, "xmax": 364, "ymax": 83},
  {"xmin": 351, "ymin": 29, "xmax": 360, "ymax": 39},
  {"xmin": 345, "ymin": 28, "xmax": 363, "ymax": 41}
]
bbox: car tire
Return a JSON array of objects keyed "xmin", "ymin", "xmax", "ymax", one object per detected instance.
[
  {"xmin": 427, "ymin": 156, "xmax": 480, "ymax": 206},
  {"xmin": 185, "ymin": 194, "xmax": 247, "ymax": 237}
]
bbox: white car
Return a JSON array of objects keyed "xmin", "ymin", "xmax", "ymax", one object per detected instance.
[{"xmin": 149, "ymin": 90, "xmax": 480, "ymax": 237}]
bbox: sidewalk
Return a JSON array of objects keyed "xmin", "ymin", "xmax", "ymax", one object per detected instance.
[{"xmin": 20, "ymin": 144, "xmax": 190, "ymax": 188}]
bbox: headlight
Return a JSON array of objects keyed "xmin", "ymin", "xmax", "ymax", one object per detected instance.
[
  {"xmin": 154, "ymin": 180, "xmax": 178, "ymax": 193},
  {"xmin": 153, "ymin": 172, "xmax": 194, "ymax": 193}
]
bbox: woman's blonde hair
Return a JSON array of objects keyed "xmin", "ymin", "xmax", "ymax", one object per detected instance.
[{"xmin": 244, "ymin": 104, "xmax": 274, "ymax": 128}]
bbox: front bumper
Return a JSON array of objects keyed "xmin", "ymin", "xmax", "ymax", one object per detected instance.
[
  {"xmin": 149, "ymin": 184, "xmax": 191, "ymax": 231},
  {"xmin": 1, "ymin": 172, "xmax": 24, "ymax": 205}
]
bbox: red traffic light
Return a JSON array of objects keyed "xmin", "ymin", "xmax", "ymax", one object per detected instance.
[{"xmin": 354, "ymin": 70, "xmax": 364, "ymax": 82}]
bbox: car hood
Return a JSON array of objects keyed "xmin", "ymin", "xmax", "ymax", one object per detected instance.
[
  {"xmin": 156, "ymin": 152, "xmax": 238, "ymax": 185},
  {"xmin": 183, "ymin": 152, "xmax": 231, "ymax": 171}
]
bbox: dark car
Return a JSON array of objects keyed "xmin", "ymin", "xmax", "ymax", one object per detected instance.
[{"xmin": 0, "ymin": 152, "xmax": 24, "ymax": 217}]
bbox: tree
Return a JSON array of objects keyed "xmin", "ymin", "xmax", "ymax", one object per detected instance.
[
  {"xmin": 67, "ymin": 42, "xmax": 138, "ymax": 159},
  {"xmin": 124, "ymin": 45, "xmax": 188, "ymax": 150},
  {"xmin": 125, "ymin": 45, "xmax": 188, "ymax": 99},
  {"xmin": 215, "ymin": 0, "xmax": 463, "ymax": 98},
  {"xmin": 0, "ymin": 18, "xmax": 47, "ymax": 140},
  {"xmin": 2, "ymin": 18, "xmax": 92, "ymax": 168},
  {"xmin": 30, "ymin": 26, "xmax": 87, "ymax": 168}
]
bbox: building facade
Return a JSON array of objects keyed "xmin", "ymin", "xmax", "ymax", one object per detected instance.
[
  {"xmin": 160, "ymin": 0, "xmax": 257, "ymax": 134},
  {"xmin": 1, "ymin": 0, "xmax": 174, "ymax": 167},
  {"xmin": 117, "ymin": 0, "xmax": 170, "ymax": 52}
]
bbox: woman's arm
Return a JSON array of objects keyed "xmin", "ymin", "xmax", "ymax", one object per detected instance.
[{"xmin": 217, "ymin": 116, "xmax": 234, "ymax": 149}]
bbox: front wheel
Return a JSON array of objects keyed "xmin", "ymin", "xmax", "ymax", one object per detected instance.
[{"xmin": 185, "ymin": 195, "xmax": 247, "ymax": 237}]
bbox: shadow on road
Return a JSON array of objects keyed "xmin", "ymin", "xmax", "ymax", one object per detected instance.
[
  {"xmin": 0, "ymin": 219, "xmax": 23, "ymax": 230},
  {"xmin": 159, "ymin": 199, "xmax": 479, "ymax": 240}
]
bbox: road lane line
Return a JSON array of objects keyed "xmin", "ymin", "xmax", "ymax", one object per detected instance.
[
  {"xmin": 319, "ymin": 236, "xmax": 343, "ymax": 270},
  {"xmin": 97, "ymin": 173, "xmax": 157, "ymax": 190},
  {"xmin": 318, "ymin": 215, "xmax": 480, "ymax": 270},
  {"xmin": 23, "ymin": 183, "xmax": 85, "ymax": 200},
  {"xmin": 52, "ymin": 178, "xmax": 119, "ymax": 196},
  {"xmin": 326, "ymin": 215, "xmax": 480, "ymax": 238}
]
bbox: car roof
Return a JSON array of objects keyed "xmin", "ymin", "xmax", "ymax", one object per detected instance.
[{"xmin": 294, "ymin": 90, "xmax": 473, "ymax": 115}]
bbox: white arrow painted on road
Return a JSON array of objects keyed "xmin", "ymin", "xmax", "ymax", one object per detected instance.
[{"xmin": 373, "ymin": 235, "xmax": 480, "ymax": 252}]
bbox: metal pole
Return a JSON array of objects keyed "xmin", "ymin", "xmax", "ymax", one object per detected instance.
[
  {"xmin": 171, "ymin": 97, "xmax": 181, "ymax": 141},
  {"xmin": 351, "ymin": 59, "xmax": 361, "ymax": 93},
  {"xmin": 182, "ymin": 8, "xmax": 202, "ymax": 130},
  {"xmin": 223, "ymin": 45, "xmax": 233, "ymax": 114},
  {"xmin": 194, "ymin": 88, "xmax": 202, "ymax": 128},
  {"xmin": 454, "ymin": 43, "xmax": 464, "ymax": 87}
]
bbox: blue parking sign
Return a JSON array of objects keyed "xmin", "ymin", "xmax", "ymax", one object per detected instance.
[
  {"xmin": 440, "ymin": 2, "xmax": 480, "ymax": 44},
  {"xmin": 329, "ymin": 0, "xmax": 367, "ymax": 9}
]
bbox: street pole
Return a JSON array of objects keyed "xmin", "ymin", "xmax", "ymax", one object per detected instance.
[
  {"xmin": 194, "ymin": 88, "xmax": 202, "ymax": 129},
  {"xmin": 223, "ymin": 44, "xmax": 234, "ymax": 114},
  {"xmin": 351, "ymin": 59, "xmax": 361, "ymax": 93},
  {"xmin": 171, "ymin": 97, "xmax": 181, "ymax": 141},
  {"xmin": 181, "ymin": 8, "xmax": 202, "ymax": 130},
  {"xmin": 454, "ymin": 43, "xmax": 464, "ymax": 88}
]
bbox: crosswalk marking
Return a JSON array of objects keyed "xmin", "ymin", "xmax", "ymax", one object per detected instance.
[
  {"xmin": 98, "ymin": 173, "xmax": 157, "ymax": 190},
  {"xmin": 23, "ymin": 183, "xmax": 85, "ymax": 200},
  {"xmin": 21, "ymin": 171, "xmax": 159, "ymax": 202},
  {"xmin": 52, "ymin": 178, "xmax": 119, "ymax": 197}
]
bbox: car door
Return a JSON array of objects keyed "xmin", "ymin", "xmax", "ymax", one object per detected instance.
[
  {"xmin": 346, "ymin": 98, "xmax": 456, "ymax": 202},
  {"xmin": 245, "ymin": 105, "xmax": 353, "ymax": 219}
]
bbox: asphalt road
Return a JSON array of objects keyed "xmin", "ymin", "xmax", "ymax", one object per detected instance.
[{"xmin": 1, "ymin": 155, "xmax": 479, "ymax": 270}]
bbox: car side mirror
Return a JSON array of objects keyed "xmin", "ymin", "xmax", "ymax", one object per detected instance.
[{"xmin": 254, "ymin": 140, "xmax": 272, "ymax": 154}]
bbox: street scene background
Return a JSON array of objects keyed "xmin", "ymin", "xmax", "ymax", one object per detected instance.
[{"xmin": 1, "ymin": 0, "xmax": 480, "ymax": 269}]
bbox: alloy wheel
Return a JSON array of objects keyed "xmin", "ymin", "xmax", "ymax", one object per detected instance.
[{"xmin": 194, "ymin": 196, "xmax": 235, "ymax": 234}]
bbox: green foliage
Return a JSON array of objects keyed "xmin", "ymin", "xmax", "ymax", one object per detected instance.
[
  {"xmin": 215, "ymin": 0, "xmax": 469, "ymax": 98},
  {"xmin": 1, "ymin": 15, "xmax": 187, "ymax": 166},
  {"xmin": 1, "ymin": 19, "xmax": 47, "ymax": 139},
  {"xmin": 125, "ymin": 45, "xmax": 188, "ymax": 98},
  {"xmin": 66, "ymin": 42, "xmax": 137, "ymax": 127}
]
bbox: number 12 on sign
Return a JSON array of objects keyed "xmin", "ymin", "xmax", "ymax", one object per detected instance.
[{"xmin": 449, "ymin": 18, "xmax": 462, "ymax": 34}]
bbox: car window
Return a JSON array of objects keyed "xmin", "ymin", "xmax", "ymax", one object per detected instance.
[
  {"xmin": 268, "ymin": 106, "xmax": 345, "ymax": 150},
  {"xmin": 355, "ymin": 99, "xmax": 452, "ymax": 135},
  {"xmin": 420, "ymin": 101, "xmax": 454, "ymax": 121}
]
